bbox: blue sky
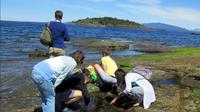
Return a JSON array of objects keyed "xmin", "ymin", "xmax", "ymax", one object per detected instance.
[{"xmin": 1, "ymin": 0, "xmax": 200, "ymax": 29}]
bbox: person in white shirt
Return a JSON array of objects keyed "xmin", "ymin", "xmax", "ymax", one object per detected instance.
[
  {"xmin": 31, "ymin": 50, "xmax": 84, "ymax": 112},
  {"xmin": 110, "ymin": 68, "xmax": 156, "ymax": 110}
]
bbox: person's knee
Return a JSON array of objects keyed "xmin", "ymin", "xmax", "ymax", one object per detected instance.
[
  {"xmin": 73, "ymin": 90, "xmax": 82, "ymax": 97},
  {"xmin": 65, "ymin": 90, "xmax": 83, "ymax": 104}
]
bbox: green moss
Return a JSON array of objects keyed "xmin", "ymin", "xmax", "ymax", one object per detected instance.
[
  {"xmin": 134, "ymin": 47, "xmax": 200, "ymax": 61},
  {"xmin": 115, "ymin": 57, "xmax": 134, "ymax": 72},
  {"xmin": 114, "ymin": 47, "xmax": 200, "ymax": 73},
  {"xmin": 193, "ymin": 88, "xmax": 200, "ymax": 98}
]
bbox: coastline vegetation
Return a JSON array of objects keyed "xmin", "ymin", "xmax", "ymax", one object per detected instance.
[
  {"xmin": 115, "ymin": 47, "xmax": 200, "ymax": 71},
  {"xmin": 134, "ymin": 47, "xmax": 200, "ymax": 61},
  {"xmin": 72, "ymin": 17, "xmax": 146, "ymax": 28},
  {"xmin": 193, "ymin": 88, "xmax": 200, "ymax": 98}
]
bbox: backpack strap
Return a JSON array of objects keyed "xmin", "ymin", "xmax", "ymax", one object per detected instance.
[
  {"xmin": 47, "ymin": 21, "xmax": 51, "ymax": 28},
  {"xmin": 47, "ymin": 21, "xmax": 53, "ymax": 47}
]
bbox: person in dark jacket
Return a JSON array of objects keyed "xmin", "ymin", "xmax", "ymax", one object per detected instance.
[
  {"xmin": 55, "ymin": 72, "xmax": 90, "ymax": 112},
  {"xmin": 49, "ymin": 10, "xmax": 69, "ymax": 58}
]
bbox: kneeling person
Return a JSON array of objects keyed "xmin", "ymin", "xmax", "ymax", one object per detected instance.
[
  {"xmin": 111, "ymin": 68, "xmax": 156, "ymax": 109},
  {"xmin": 55, "ymin": 72, "xmax": 90, "ymax": 112}
]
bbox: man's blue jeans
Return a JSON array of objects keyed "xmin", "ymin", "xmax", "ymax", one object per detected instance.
[{"xmin": 31, "ymin": 69, "xmax": 55, "ymax": 112}]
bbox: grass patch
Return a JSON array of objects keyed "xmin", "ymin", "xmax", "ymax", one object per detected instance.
[
  {"xmin": 134, "ymin": 47, "xmax": 200, "ymax": 61},
  {"xmin": 115, "ymin": 57, "xmax": 134, "ymax": 72},
  {"xmin": 193, "ymin": 88, "xmax": 200, "ymax": 98},
  {"xmin": 115, "ymin": 47, "xmax": 200, "ymax": 71}
]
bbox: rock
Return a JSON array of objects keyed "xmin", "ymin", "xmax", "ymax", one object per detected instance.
[
  {"xmin": 87, "ymin": 83, "xmax": 99, "ymax": 93},
  {"xmin": 151, "ymin": 70, "xmax": 176, "ymax": 81},
  {"xmin": 71, "ymin": 38, "xmax": 129, "ymax": 51},
  {"xmin": 28, "ymin": 49, "xmax": 49, "ymax": 57},
  {"xmin": 130, "ymin": 41, "xmax": 171, "ymax": 53},
  {"xmin": 30, "ymin": 36, "xmax": 39, "ymax": 39},
  {"xmin": 71, "ymin": 38, "xmax": 171, "ymax": 53},
  {"xmin": 180, "ymin": 75, "xmax": 200, "ymax": 88}
]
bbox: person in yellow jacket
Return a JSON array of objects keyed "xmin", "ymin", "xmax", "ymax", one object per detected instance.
[{"xmin": 93, "ymin": 49, "xmax": 118, "ymax": 84}]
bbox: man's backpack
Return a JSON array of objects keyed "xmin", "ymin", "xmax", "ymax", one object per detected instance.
[
  {"xmin": 40, "ymin": 22, "xmax": 53, "ymax": 46},
  {"xmin": 131, "ymin": 66, "xmax": 152, "ymax": 80}
]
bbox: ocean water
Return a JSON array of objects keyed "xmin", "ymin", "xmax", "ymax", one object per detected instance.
[
  {"xmin": 0, "ymin": 21, "xmax": 200, "ymax": 111},
  {"xmin": 1, "ymin": 20, "xmax": 200, "ymax": 61}
]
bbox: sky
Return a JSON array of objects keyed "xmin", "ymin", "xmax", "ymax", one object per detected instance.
[{"xmin": 1, "ymin": 0, "xmax": 200, "ymax": 29}]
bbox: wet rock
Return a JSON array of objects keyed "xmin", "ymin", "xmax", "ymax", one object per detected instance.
[
  {"xmin": 180, "ymin": 76, "xmax": 200, "ymax": 88},
  {"xmin": 151, "ymin": 70, "xmax": 177, "ymax": 81},
  {"xmin": 86, "ymin": 83, "xmax": 99, "ymax": 93},
  {"xmin": 72, "ymin": 38, "xmax": 129, "ymax": 51},
  {"xmin": 30, "ymin": 36, "xmax": 39, "ymax": 39},
  {"xmin": 145, "ymin": 85, "xmax": 181, "ymax": 112},
  {"xmin": 130, "ymin": 41, "xmax": 171, "ymax": 53},
  {"xmin": 28, "ymin": 49, "xmax": 49, "ymax": 57},
  {"xmin": 191, "ymin": 32, "xmax": 200, "ymax": 36},
  {"xmin": 71, "ymin": 38, "xmax": 171, "ymax": 53}
]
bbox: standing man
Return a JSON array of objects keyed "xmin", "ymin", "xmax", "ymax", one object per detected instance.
[
  {"xmin": 49, "ymin": 10, "xmax": 69, "ymax": 58},
  {"xmin": 31, "ymin": 50, "xmax": 85, "ymax": 112}
]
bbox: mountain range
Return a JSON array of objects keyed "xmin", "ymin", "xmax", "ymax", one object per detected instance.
[{"xmin": 143, "ymin": 23, "xmax": 190, "ymax": 32}]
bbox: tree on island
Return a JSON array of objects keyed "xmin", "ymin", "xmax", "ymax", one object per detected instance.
[{"xmin": 72, "ymin": 17, "xmax": 146, "ymax": 28}]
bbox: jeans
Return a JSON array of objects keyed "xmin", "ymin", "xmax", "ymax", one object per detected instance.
[
  {"xmin": 32, "ymin": 69, "xmax": 55, "ymax": 112},
  {"xmin": 98, "ymin": 72, "xmax": 117, "ymax": 84},
  {"xmin": 130, "ymin": 86, "xmax": 144, "ymax": 104}
]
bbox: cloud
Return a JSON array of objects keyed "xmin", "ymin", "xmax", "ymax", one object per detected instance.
[
  {"xmin": 128, "ymin": 0, "xmax": 160, "ymax": 4},
  {"xmin": 45, "ymin": 1, "xmax": 110, "ymax": 15},
  {"xmin": 116, "ymin": 3, "xmax": 200, "ymax": 28},
  {"xmin": 87, "ymin": 0, "xmax": 116, "ymax": 2}
]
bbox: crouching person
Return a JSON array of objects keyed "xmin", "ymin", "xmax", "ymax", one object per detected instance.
[
  {"xmin": 31, "ymin": 50, "xmax": 85, "ymax": 112},
  {"xmin": 55, "ymin": 72, "xmax": 90, "ymax": 112},
  {"xmin": 111, "ymin": 68, "xmax": 156, "ymax": 110},
  {"xmin": 93, "ymin": 49, "xmax": 118, "ymax": 84},
  {"xmin": 91, "ymin": 49, "xmax": 118, "ymax": 94}
]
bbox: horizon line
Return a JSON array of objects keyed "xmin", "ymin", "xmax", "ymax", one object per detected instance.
[{"xmin": 1, "ymin": 19, "xmax": 198, "ymax": 30}]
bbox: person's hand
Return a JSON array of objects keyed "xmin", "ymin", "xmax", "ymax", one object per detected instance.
[
  {"xmin": 84, "ymin": 76, "xmax": 91, "ymax": 84},
  {"xmin": 110, "ymin": 97, "xmax": 117, "ymax": 105}
]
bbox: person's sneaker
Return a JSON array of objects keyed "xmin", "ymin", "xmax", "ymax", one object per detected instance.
[{"xmin": 63, "ymin": 107, "xmax": 73, "ymax": 112}]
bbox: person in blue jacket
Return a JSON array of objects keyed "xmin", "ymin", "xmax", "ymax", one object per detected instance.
[{"xmin": 49, "ymin": 10, "xmax": 69, "ymax": 58}]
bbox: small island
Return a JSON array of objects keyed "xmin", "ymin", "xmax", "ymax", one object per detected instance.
[{"xmin": 72, "ymin": 17, "xmax": 146, "ymax": 28}]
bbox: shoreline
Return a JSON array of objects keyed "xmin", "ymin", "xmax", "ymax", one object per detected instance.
[
  {"xmin": 28, "ymin": 38, "xmax": 171, "ymax": 58},
  {"xmin": 1, "ymin": 41, "xmax": 200, "ymax": 111}
]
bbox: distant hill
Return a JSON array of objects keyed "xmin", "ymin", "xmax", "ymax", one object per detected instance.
[
  {"xmin": 191, "ymin": 28, "xmax": 200, "ymax": 32},
  {"xmin": 72, "ymin": 17, "xmax": 147, "ymax": 29},
  {"xmin": 143, "ymin": 23, "xmax": 189, "ymax": 32}
]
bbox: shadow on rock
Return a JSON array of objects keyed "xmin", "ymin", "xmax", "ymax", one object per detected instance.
[
  {"xmin": 34, "ymin": 107, "xmax": 42, "ymax": 112},
  {"xmin": 29, "ymin": 49, "xmax": 49, "ymax": 57}
]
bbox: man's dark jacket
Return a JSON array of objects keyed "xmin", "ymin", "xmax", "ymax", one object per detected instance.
[{"xmin": 55, "ymin": 72, "xmax": 90, "ymax": 111}]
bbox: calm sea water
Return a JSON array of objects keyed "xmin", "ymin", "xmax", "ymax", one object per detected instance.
[
  {"xmin": 0, "ymin": 20, "xmax": 200, "ymax": 111},
  {"xmin": 1, "ymin": 20, "xmax": 200, "ymax": 61}
]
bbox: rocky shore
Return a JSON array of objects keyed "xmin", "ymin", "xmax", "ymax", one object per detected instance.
[
  {"xmin": 28, "ymin": 38, "xmax": 171, "ymax": 58},
  {"xmin": 1, "ymin": 38, "xmax": 200, "ymax": 112}
]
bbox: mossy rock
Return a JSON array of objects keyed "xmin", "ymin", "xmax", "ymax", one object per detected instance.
[{"xmin": 72, "ymin": 38, "xmax": 129, "ymax": 51}]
